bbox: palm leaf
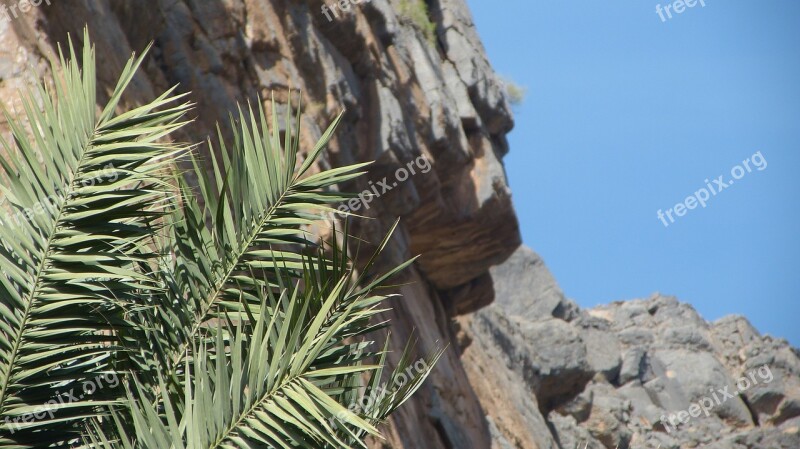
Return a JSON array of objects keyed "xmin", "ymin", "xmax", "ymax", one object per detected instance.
[
  {"xmin": 160, "ymin": 96, "xmax": 368, "ymax": 381},
  {"xmin": 0, "ymin": 30, "xmax": 190, "ymax": 446},
  {"xmin": 89, "ymin": 227, "xmax": 437, "ymax": 449},
  {"xmin": 0, "ymin": 30, "xmax": 438, "ymax": 449}
]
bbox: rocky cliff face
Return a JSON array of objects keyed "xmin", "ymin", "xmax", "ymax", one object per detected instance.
[
  {"xmin": 1, "ymin": 1, "xmax": 517, "ymax": 447},
  {"xmin": 460, "ymin": 246, "xmax": 800, "ymax": 448},
  {"xmin": 1, "ymin": 1, "xmax": 797, "ymax": 448}
]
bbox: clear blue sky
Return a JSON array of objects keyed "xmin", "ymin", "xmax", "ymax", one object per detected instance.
[{"xmin": 466, "ymin": 0, "xmax": 800, "ymax": 346}]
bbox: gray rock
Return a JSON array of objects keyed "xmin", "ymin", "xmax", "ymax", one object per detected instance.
[
  {"xmin": 619, "ymin": 347, "xmax": 647, "ymax": 385},
  {"xmin": 489, "ymin": 246, "xmax": 574, "ymax": 322},
  {"xmin": 465, "ymin": 255, "xmax": 800, "ymax": 449}
]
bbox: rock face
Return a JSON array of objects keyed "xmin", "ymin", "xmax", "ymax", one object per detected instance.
[
  {"xmin": 1, "ymin": 1, "xmax": 517, "ymax": 448},
  {"xmin": 1, "ymin": 2, "xmax": 797, "ymax": 449},
  {"xmin": 459, "ymin": 246, "xmax": 800, "ymax": 449}
]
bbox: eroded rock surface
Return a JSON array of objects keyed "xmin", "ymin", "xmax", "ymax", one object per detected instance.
[{"xmin": 460, "ymin": 246, "xmax": 800, "ymax": 449}]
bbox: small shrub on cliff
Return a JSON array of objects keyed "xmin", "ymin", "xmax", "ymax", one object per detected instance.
[
  {"xmin": 501, "ymin": 77, "xmax": 527, "ymax": 106},
  {"xmin": 399, "ymin": 0, "xmax": 437, "ymax": 44},
  {"xmin": 0, "ymin": 31, "xmax": 438, "ymax": 448}
]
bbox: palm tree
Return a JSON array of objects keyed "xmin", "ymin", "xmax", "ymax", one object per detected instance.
[{"xmin": 0, "ymin": 30, "xmax": 438, "ymax": 448}]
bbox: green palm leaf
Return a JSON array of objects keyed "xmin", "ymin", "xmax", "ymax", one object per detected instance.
[
  {"xmin": 0, "ymin": 30, "xmax": 190, "ymax": 446},
  {"xmin": 0, "ymin": 31, "xmax": 438, "ymax": 449},
  {"xmin": 160, "ymin": 96, "xmax": 368, "ymax": 379},
  {"xmin": 90, "ymin": 227, "xmax": 437, "ymax": 449}
]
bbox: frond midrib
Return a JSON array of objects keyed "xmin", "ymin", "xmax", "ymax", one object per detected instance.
[
  {"xmin": 0, "ymin": 138, "xmax": 94, "ymax": 414},
  {"xmin": 168, "ymin": 185, "xmax": 293, "ymax": 374},
  {"xmin": 209, "ymin": 372, "xmax": 309, "ymax": 449}
]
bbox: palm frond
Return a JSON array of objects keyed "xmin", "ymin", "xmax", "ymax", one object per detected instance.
[
  {"xmin": 0, "ymin": 30, "xmax": 438, "ymax": 449},
  {"xmin": 90, "ymin": 228, "xmax": 437, "ymax": 449},
  {"xmin": 160, "ymin": 96, "xmax": 368, "ymax": 379},
  {"xmin": 0, "ymin": 30, "xmax": 190, "ymax": 445}
]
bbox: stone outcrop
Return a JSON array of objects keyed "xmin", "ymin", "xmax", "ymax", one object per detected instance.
[
  {"xmin": 1, "ymin": 1, "xmax": 797, "ymax": 448},
  {"xmin": 459, "ymin": 246, "xmax": 800, "ymax": 448}
]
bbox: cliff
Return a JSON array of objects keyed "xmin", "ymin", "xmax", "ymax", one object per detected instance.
[
  {"xmin": 2, "ymin": 1, "xmax": 518, "ymax": 447},
  {"xmin": 461, "ymin": 246, "xmax": 800, "ymax": 448},
  {"xmin": 0, "ymin": 1, "xmax": 797, "ymax": 448}
]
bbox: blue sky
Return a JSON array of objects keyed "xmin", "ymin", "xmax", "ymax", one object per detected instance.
[{"xmin": 465, "ymin": 0, "xmax": 800, "ymax": 346}]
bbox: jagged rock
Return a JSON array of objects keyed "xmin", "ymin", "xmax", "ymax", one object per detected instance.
[
  {"xmin": 488, "ymin": 246, "xmax": 576, "ymax": 322},
  {"xmin": 619, "ymin": 347, "xmax": 648, "ymax": 385},
  {"xmin": 575, "ymin": 317, "xmax": 622, "ymax": 382},
  {"xmin": 466, "ymin": 307, "xmax": 594, "ymax": 413},
  {"xmin": 462, "ymin": 246, "xmax": 800, "ymax": 449},
  {"xmin": 549, "ymin": 412, "xmax": 602, "ymax": 449},
  {"xmin": 460, "ymin": 323, "xmax": 559, "ymax": 449}
]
